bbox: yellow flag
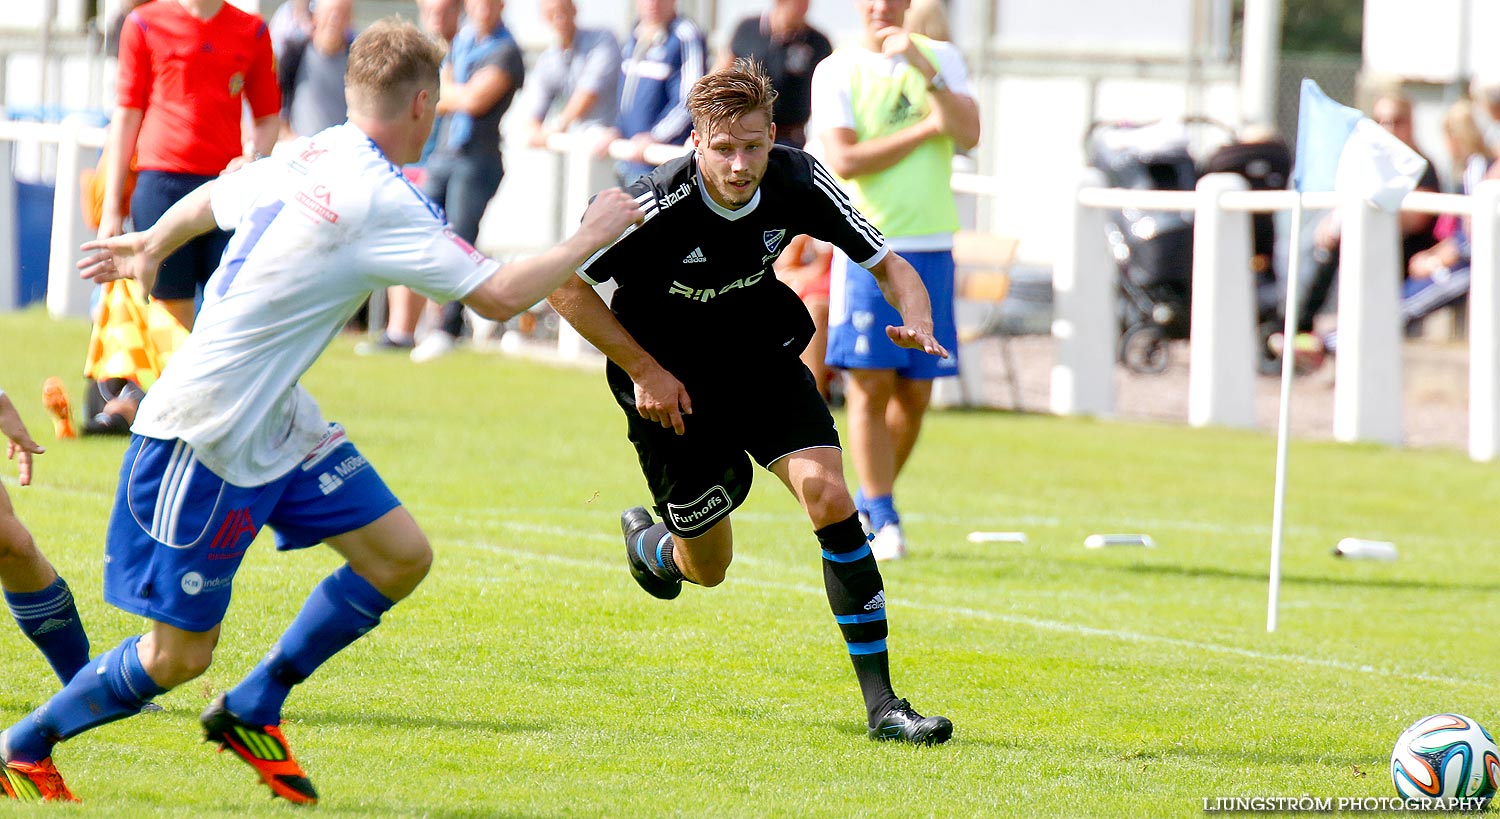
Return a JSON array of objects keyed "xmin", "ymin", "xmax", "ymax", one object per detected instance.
[{"xmin": 83, "ymin": 280, "xmax": 188, "ymax": 391}]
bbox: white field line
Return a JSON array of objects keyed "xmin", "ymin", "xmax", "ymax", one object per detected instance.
[
  {"xmin": 435, "ymin": 505, "xmax": 1331, "ymax": 539},
  {"xmin": 447, "ymin": 524, "xmax": 1488, "ymax": 691}
]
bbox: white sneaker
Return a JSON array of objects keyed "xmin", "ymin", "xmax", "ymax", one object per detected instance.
[
  {"xmin": 857, "ymin": 510, "xmax": 873, "ymax": 535},
  {"xmin": 870, "ymin": 523, "xmax": 907, "ymax": 561},
  {"xmin": 410, "ymin": 332, "xmax": 456, "ymax": 363}
]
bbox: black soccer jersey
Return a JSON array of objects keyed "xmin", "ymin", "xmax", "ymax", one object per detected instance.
[{"xmin": 578, "ymin": 145, "xmax": 887, "ymax": 374}]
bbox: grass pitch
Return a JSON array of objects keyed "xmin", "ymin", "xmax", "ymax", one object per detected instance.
[{"xmin": 1, "ymin": 309, "xmax": 1497, "ymax": 818}]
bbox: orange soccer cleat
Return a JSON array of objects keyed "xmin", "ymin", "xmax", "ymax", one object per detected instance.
[
  {"xmin": 201, "ymin": 695, "xmax": 318, "ymax": 805},
  {"xmin": 41, "ymin": 377, "xmax": 77, "ymax": 440},
  {"xmin": 1, "ymin": 757, "xmax": 80, "ymax": 802}
]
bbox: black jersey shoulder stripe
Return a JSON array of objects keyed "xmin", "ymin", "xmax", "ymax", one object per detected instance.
[
  {"xmin": 578, "ymin": 188, "xmax": 666, "ymax": 282},
  {"xmin": 809, "ymin": 162, "xmax": 883, "ymax": 250},
  {"xmin": 809, "ymin": 158, "xmax": 883, "ymax": 246}
]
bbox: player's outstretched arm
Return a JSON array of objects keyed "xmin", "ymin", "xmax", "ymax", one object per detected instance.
[
  {"xmin": 548, "ymin": 276, "xmax": 693, "ymax": 435},
  {"xmin": 0, "ymin": 392, "xmax": 43, "ymax": 487},
  {"xmin": 870, "ymin": 252, "xmax": 949, "ymax": 359},
  {"xmin": 77, "ymin": 180, "xmax": 219, "ymax": 295},
  {"xmin": 462, "ymin": 188, "xmax": 643, "ymax": 322}
]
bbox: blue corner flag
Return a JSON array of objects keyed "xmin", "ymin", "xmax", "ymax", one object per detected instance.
[{"xmin": 1292, "ymin": 79, "xmax": 1428, "ymax": 211}]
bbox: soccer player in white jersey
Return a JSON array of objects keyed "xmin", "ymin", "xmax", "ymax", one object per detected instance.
[
  {"xmin": 0, "ymin": 19, "xmax": 642, "ymax": 805},
  {"xmin": 549, "ymin": 61, "xmax": 954, "ymax": 746}
]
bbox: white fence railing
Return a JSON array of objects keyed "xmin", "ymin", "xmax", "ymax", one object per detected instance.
[
  {"xmin": 1063, "ymin": 170, "xmax": 1497, "ymax": 461},
  {"xmin": 0, "ymin": 113, "xmax": 107, "ymax": 319},
  {"xmin": 4, "ymin": 116, "xmax": 1494, "ymax": 461}
]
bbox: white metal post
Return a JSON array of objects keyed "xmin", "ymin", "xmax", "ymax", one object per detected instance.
[
  {"xmin": 1469, "ymin": 180, "xmax": 1500, "ymax": 462},
  {"xmin": 1051, "ymin": 168, "xmax": 1115, "ymax": 417},
  {"xmin": 1238, "ymin": 0, "xmax": 1282, "ymax": 128},
  {"xmin": 1189, "ymin": 173, "xmax": 1257, "ymax": 428},
  {"xmin": 46, "ymin": 113, "xmax": 94, "ymax": 319},
  {"xmin": 554, "ymin": 141, "xmax": 618, "ymax": 362},
  {"xmin": 1332, "ymin": 197, "xmax": 1403, "ymax": 445},
  {"xmin": 0, "ymin": 137, "xmax": 14, "ymax": 311}
]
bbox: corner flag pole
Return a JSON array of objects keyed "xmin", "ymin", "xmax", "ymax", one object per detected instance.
[{"xmin": 1266, "ymin": 193, "xmax": 1304, "ymax": 633}]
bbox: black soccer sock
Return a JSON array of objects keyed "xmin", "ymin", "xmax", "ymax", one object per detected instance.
[
  {"xmin": 633, "ymin": 522, "xmax": 685, "ymax": 582},
  {"xmin": 817, "ymin": 513, "xmax": 897, "ymax": 725}
]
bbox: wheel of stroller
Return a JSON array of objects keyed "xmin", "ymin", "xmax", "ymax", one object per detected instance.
[
  {"xmin": 1119, "ymin": 324, "xmax": 1170, "ymax": 374},
  {"xmin": 1256, "ymin": 321, "xmax": 1282, "ymax": 376}
]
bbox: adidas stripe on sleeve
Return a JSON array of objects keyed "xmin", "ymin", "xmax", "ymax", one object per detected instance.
[
  {"xmin": 577, "ymin": 186, "xmax": 660, "ymax": 285},
  {"xmin": 805, "ymin": 155, "xmax": 888, "ymax": 268}
]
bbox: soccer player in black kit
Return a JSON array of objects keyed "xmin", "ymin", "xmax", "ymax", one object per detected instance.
[{"xmin": 548, "ymin": 60, "xmax": 953, "ymax": 745}]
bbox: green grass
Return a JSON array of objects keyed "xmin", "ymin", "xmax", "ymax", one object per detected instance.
[{"xmin": 1, "ymin": 308, "xmax": 1498, "ymax": 818}]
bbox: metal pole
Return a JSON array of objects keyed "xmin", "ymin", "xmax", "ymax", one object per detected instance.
[
  {"xmin": 41, "ymin": 0, "xmax": 57, "ymax": 117},
  {"xmin": 1266, "ymin": 193, "xmax": 1304, "ymax": 633},
  {"xmin": 1239, "ymin": 0, "xmax": 1282, "ymax": 128}
]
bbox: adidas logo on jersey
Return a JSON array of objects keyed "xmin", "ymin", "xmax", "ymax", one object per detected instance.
[
  {"xmin": 683, "ymin": 247, "xmax": 707, "ymax": 264},
  {"xmin": 863, "ymin": 590, "xmax": 886, "ymax": 611}
]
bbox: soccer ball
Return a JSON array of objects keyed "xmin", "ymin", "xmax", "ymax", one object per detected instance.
[{"xmin": 1390, "ymin": 713, "xmax": 1500, "ymax": 804}]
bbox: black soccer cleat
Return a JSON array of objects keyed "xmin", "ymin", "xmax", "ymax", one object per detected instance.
[
  {"xmin": 869, "ymin": 698, "xmax": 954, "ymax": 745},
  {"xmin": 621, "ymin": 506, "xmax": 681, "ymax": 600},
  {"xmin": 201, "ymin": 694, "xmax": 319, "ymax": 805}
]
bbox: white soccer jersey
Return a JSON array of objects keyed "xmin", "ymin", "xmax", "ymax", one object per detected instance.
[{"xmin": 131, "ymin": 123, "xmax": 498, "ymax": 486}]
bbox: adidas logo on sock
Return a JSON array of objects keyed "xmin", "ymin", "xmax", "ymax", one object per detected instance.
[
  {"xmin": 863, "ymin": 591, "xmax": 886, "ymax": 611},
  {"xmin": 682, "ymin": 247, "xmax": 707, "ymax": 264},
  {"xmin": 31, "ymin": 617, "xmax": 72, "ymax": 636}
]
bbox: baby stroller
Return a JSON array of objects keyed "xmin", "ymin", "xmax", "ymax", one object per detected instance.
[
  {"xmin": 1088, "ymin": 118, "xmax": 1288, "ymax": 374},
  {"xmin": 1086, "ymin": 119, "xmax": 1208, "ymax": 373}
]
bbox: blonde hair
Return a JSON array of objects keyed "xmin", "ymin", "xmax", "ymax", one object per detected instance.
[
  {"xmin": 1444, "ymin": 98, "xmax": 1493, "ymax": 171},
  {"xmin": 346, "ymin": 17, "xmax": 445, "ymax": 118},
  {"xmin": 687, "ymin": 58, "xmax": 778, "ymax": 137}
]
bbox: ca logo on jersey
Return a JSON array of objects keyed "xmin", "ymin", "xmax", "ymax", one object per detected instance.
[
  {"xmin": 668, "ymin": 270, "xmax": 765, "ymax": 302},
  {"xmin": 763, "ymin": 229, "xmax": 786, "ymax": 254}
]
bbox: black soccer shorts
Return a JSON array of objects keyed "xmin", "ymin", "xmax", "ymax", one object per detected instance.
[{"xmin": 606, "ymin": 358, "xmax": 841, "ymax": 538}]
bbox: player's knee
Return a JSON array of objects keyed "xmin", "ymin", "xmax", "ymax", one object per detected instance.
[
  {"xmin": 801, "ymin": 477, "xmax": 856, "ymax": 526},
  {"xmin": 0, "ymin": 517, "xmax": 40, "ymax": 569},
  {"xmin": 142, "ymin": 639, "xmax": 215, "ymax": 688},
  {"xmin": 694, "ymin": 558, "xmax": 730, "ymax": 588},
  {"xmin": 361, "ymin": 532, "xmax": 433, "ymax": 600}
]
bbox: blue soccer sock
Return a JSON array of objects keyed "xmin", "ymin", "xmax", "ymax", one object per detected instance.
[
  {"xmin": 2, "ymin": 635, "xmax": 165, "ymax": 764},
  {"xmin": 817, "ymin": 513, "xmax": 897, "ymax": 725},
  {"xmin": 5, "ymin": 576, "xmax": 91, "ymax": 683},
  {"xmin": 224, "ymin": 565, "xmax": 394, "ymax": 726},
  {"xmin": 865, "ymin": 494, "xmax": 899, "ymax": 532}
]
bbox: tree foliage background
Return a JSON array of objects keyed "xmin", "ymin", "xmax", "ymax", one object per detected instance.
[{"xmin": 1234, "ymin": 0, "xmax": 1364, "ymax": 55}]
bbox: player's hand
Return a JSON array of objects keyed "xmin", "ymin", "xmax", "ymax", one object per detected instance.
[
  {"xmin": 886, "ymin": 324, "xmax": 949, "ymax": 359},
  {"xmin": 592, "ymin": 127, "xmax": 621, "ymax": 160},
  {"xmin": 77, "ymin": 231, "xmax": 154, "ymax": 285},
  {"xmin": 0, "ymin": 401, "xmax": 43, "ymax": 487},
  {"xmin": 634, "ymin": 368, "xmax": 693, "ymax": 436},
  {"xmin": 875, "ymin": 26, "xmax": 915, "ymax": 60},
  {"xmin": 577, "ymin": 187, "xmax": 645, "ymax": 250},
  {"xmin": 222, "ymin": 154, "xmax": 253, "ymax": 175}
]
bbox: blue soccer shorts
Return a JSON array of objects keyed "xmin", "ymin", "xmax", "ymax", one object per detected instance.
[
  {"xmin": 103, "ymin": 424, "xmax": 400, "ymax": 632},
  {"xmin": 826, "ymin": 248, "xmax": 960, "ymax": 379}
]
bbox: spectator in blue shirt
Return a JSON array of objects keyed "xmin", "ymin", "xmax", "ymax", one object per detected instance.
[
  {"xmin": 410, "ymin": 0, "xmax": 527, "ymax": 363},
  {"xmin": 595, "ymin": 0, "xmax": 705, "ymax": 183}
]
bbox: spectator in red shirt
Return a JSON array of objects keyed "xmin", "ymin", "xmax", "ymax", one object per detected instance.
[{"xmin": 99, "ymin": 0, "xmax": 280, "ymax": 332}]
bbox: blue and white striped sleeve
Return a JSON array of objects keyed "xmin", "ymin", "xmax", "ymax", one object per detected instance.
[{"xmin": 649, "ymin": 19, "xmax": 706, "ymax": 144}]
